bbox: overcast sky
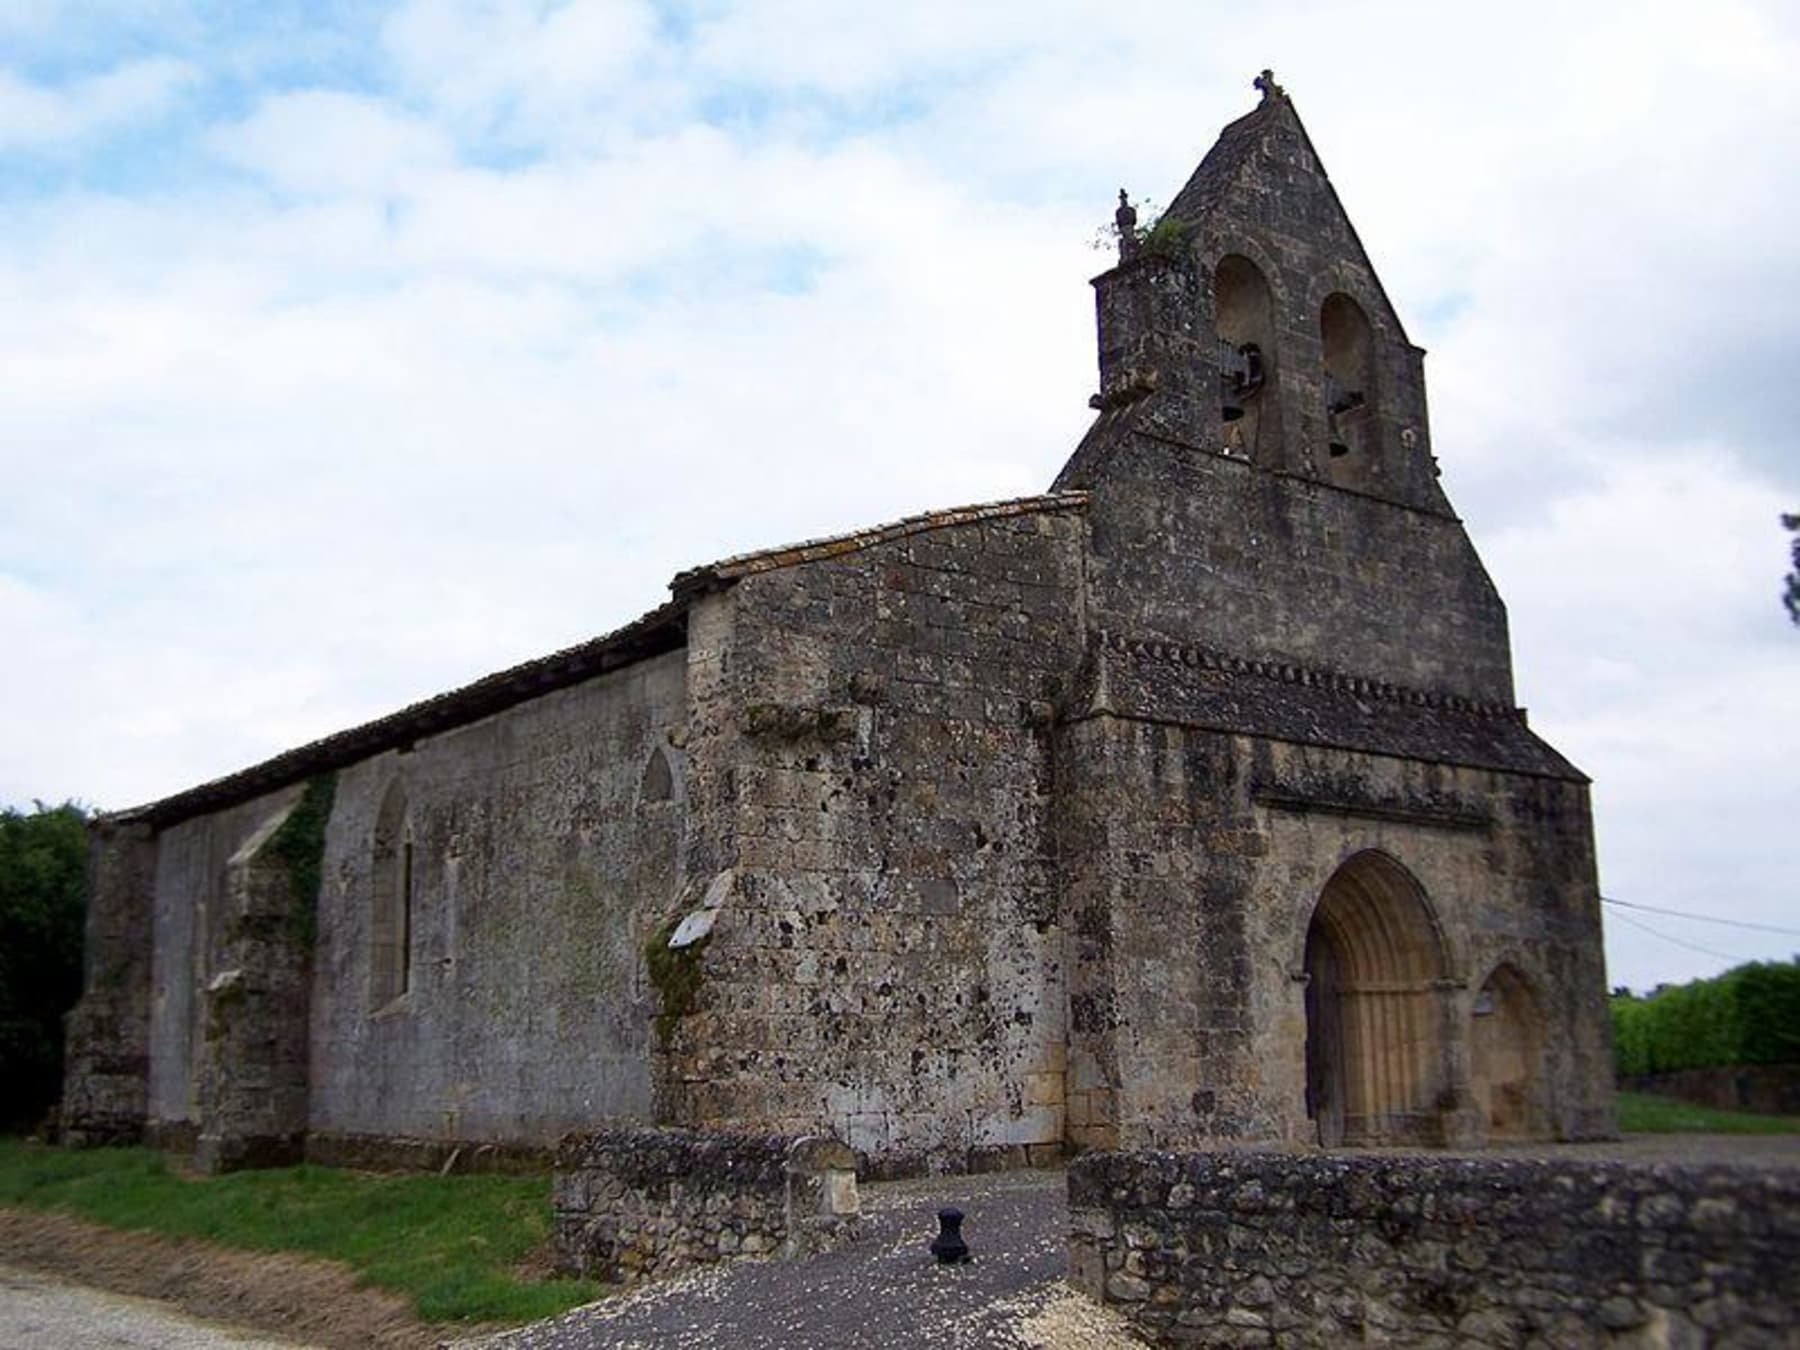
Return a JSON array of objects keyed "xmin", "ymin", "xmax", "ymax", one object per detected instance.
[{"xmin": 3, "ymin": 1, "xmax": 1795, "ymax": 993}]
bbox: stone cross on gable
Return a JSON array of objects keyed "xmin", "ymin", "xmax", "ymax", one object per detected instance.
[{"xmin": 1254, "ymin": 69, "xmax": 1284, "ymax": 101}]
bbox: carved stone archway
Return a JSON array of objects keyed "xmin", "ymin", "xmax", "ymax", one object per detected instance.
[{"xmin": 1304, "ymin": 851, "xmax": 1451, "ymax": 1146}]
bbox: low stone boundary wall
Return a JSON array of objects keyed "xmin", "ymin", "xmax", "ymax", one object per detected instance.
[
  {"xmin": 305, "ymin": 1131, "xmax": 555, "ymax": 1175},
  {"xmin": 1622, "ymin": 1065, "xmax": 1800, "ymax": 1117},
  {"xmin": 554, "ymin": 1128, "xmax": 861, "ymax": 1283},
  {"xmin": 1068, "ymin": 1150, "xmax": 1799, "ymax": 1347}
]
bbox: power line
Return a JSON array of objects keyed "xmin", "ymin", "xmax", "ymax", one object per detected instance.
[
  {"xmin": 1605, "ymin": 908, "xmax": 1753, "ymax": 964},
  {"xmin": 1601, "ymin": 895, "xmax": 1800, "ymax": 939}
]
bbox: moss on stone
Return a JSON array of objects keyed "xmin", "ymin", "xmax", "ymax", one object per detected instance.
[
  {"xmin": 645, "ymin": 919, "xmax": 709, "ymax": 1046},
  {"xmin": 269, "ymin": 773, "xmax": 336, "ymax": 946}
]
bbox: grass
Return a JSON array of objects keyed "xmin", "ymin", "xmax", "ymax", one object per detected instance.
[
  {"xmin": 1616, "ymin": 1091, "xmax": 1800, "ymax": 1136},
  {"xmin": 0, "ymin": 1139, "xmax": 602, "ymax": 1325}
]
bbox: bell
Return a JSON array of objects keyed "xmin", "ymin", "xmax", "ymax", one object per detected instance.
[
  {"xmin": 1328, "ymin": 441, "xmax": 1350, "ymax": 458},
  {"xmin": 1222, "ymin": 404, "xmax": 1245, "ymax": 423}
]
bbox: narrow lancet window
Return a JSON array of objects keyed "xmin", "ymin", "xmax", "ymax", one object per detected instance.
[
  {"xmin": 397, "ymin": 832, "xmax": 414, "ymax": 997},
  {"xmin": 371, "ymin": 780, "xmax": 414, "ymax": 1008}
]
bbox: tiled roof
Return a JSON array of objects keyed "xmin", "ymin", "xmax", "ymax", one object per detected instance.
[
  {"xmin": 115, "ymin": 600, "xmax": 686, "ymax": 827},
  {"xmin": 1088, "ymin": 630, "xmax": 1585, "ymax": 783},
  {"xmin": 670, "ymin": 492, "xmax": 1089, "ymax": 598}
]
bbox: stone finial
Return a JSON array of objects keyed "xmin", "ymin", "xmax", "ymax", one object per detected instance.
[
  {"xmin": 1254, "ymin": 68, "xmax": 1284, "ymax": 102},
  {"xmin": 1115, "ymin": 189, "xmax": 1139, "ymax": 260}
]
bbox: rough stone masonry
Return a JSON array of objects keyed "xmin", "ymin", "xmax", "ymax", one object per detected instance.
[
  {"xmin": 1069, "ymin": 1149, "xmax": 1800, "ymax": 1348},
  {"xmin": 64, "ymin": 76, "xmax": 1613, "ymax": 1175}
]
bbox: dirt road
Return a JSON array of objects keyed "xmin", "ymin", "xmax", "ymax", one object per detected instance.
[{"xmin": 0, "ymin": 1263, "xmax": 315, "ymax": 1350}]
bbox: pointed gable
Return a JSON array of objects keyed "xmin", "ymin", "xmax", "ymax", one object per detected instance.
[{"xmin": 1163, "ymin": 97, "xmax": 1282, "ymax": 225}]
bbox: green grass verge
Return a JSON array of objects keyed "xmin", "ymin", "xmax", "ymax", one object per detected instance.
[
  {"xmin": 0, "ymin": 1139, "xmax": 601, "ymax": 1325},
  {"xmin": 1616, "ymin": 1091, "xmax": 1800, "ymax": 1136}
]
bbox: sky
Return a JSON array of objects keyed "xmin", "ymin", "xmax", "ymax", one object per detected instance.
[{"xmin": 2, "ymin": 0, "xmax": 1795, "ymax": 994}]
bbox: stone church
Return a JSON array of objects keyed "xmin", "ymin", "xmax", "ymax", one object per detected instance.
[{"xmin": 65, "ymin": 78, "xmax": 1614, "ymax": 1174}]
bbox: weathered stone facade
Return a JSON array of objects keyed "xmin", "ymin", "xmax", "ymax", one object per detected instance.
[
  {"xmin": 1068, "ymin": 1150, "xmax": 1800, "ymax": 1347},
  {"xmin": 64, "ymin": 81, "xmax": 1613, "ymax": 1173}
]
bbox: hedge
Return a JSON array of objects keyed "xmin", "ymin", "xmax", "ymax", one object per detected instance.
[
  {"xmin": 1611, "ymin": 961, "xmax": 1800, "ymax": 1076},
  {"xmin": 0, "ymin": 802, "xmax": 89, "ymax": 1130}
]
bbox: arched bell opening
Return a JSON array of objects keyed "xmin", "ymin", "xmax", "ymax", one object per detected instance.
[
  {"xmin": 1303, "ymin": 851, "xmax": 1450, "ymax": 1146},
  {"xmin": 1469, "ymin": 963, "xmax": 1549, "ymax": 1141},
  {"xmin": 1213, "ymin": 254, "xmax": 1280, "ymax": 461},
  {"xmin": 1320, "ymin": 292, "xmax": 1379, "ymax": 487}
]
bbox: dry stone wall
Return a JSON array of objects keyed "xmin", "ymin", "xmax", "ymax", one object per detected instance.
[
  {"xmin": 1069, "ymin": 1150, "xmax": 1800, "ymax": 1348},
  {"xmin": 1619, "ymin": 1068, "xmax": 1800, "ymax": 1118},
  {"xmin": 553, "ymin": 1127, "xmax": 861, "ymax": 1283}
]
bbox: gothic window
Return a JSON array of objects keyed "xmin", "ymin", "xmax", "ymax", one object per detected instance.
[
  {"xmin": 641, "ymin": 745, "xmax": 675, "ymax": 803},
  {"xmin": 1213, "ymin": 254, "xmax": 1280, "ymax": 460},
  {"xmin": 1320, "ymin": 292, "xmax": 1378, "ymax": 484},
  {"xmin": 370, "ymin": 780, "xmax": 414, "ymax": 1008}
]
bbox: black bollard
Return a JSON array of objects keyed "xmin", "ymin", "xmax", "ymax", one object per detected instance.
[{"xmin": 930, "ymin": 1206, "xmax": 970, "ymax": 1264}]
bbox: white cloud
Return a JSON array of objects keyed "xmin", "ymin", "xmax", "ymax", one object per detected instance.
[
  {"xmin": 208, "ymin": 90, "xmax": 453, "ymax": 197},
  {"xmin": 0, "ymin": 57, "xmax": 195, "ymax": 149},
  {"xmin": 1487, "ymin": 453, "xmax": 1798, "ymax": 988},
  {"xmin": 381, "ymin": 0, "xmax": 665, "ymax": 143}
]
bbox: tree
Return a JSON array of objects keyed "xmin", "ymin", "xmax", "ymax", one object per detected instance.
[
  {"xmin": 1784, "ymin": 513, "xmax": 1799, "ymax": 626},
  {"xmin": 0, "ymin": 802, "xmax": 88, "ymax": 1132}
]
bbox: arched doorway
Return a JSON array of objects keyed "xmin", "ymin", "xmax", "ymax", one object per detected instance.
[
  {"xmin": 1304, "ymin": 852, "xmax": 1448, "ymax": 1146},
  {"xmin": 1469, "ymin": 964, "xmax": 1547, "ymax": 1139}
]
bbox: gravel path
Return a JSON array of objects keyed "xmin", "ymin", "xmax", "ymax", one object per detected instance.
[
  {"xmin": 0, "ymin": 1263, "xmax": 315, "ymax": 1350},
  {"xmin": 460, "ymin": 1168, "xmax": 1143, "ymax": 1350}
]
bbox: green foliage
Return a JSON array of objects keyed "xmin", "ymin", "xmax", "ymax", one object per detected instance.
[
  {"xmin": 644, "ymin": 918, "xmax": 709, "ymax": 1046},
  {"xmin": 1137, "ymin": 211, "xmax": 1193, "ymax": 258},
  {"xmin": 1610, "ymin": 960, "xmax": 1800, "ymax": 1075},
  {"xmin": 268, "ymin": 773, "xmax": 336, "ymax": 946},
  {"xmin": 1783, "ymin": 512, "xmax": 1799, "ymax": 625},
  {"xmin": 1094, "ymin": 198, "xmax": 1193, "ymax": 261},
  {"xmin": 0, "ymin": 1139, "xmax": 603, "ymax": 1324},
  {"xmin": 0, "ymin": 801, "xmax": 89, "ymax": 1131},
  {"xmin": 1615, "ymin": 1091, "xmax": 1800, "ymax": 1136}
]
